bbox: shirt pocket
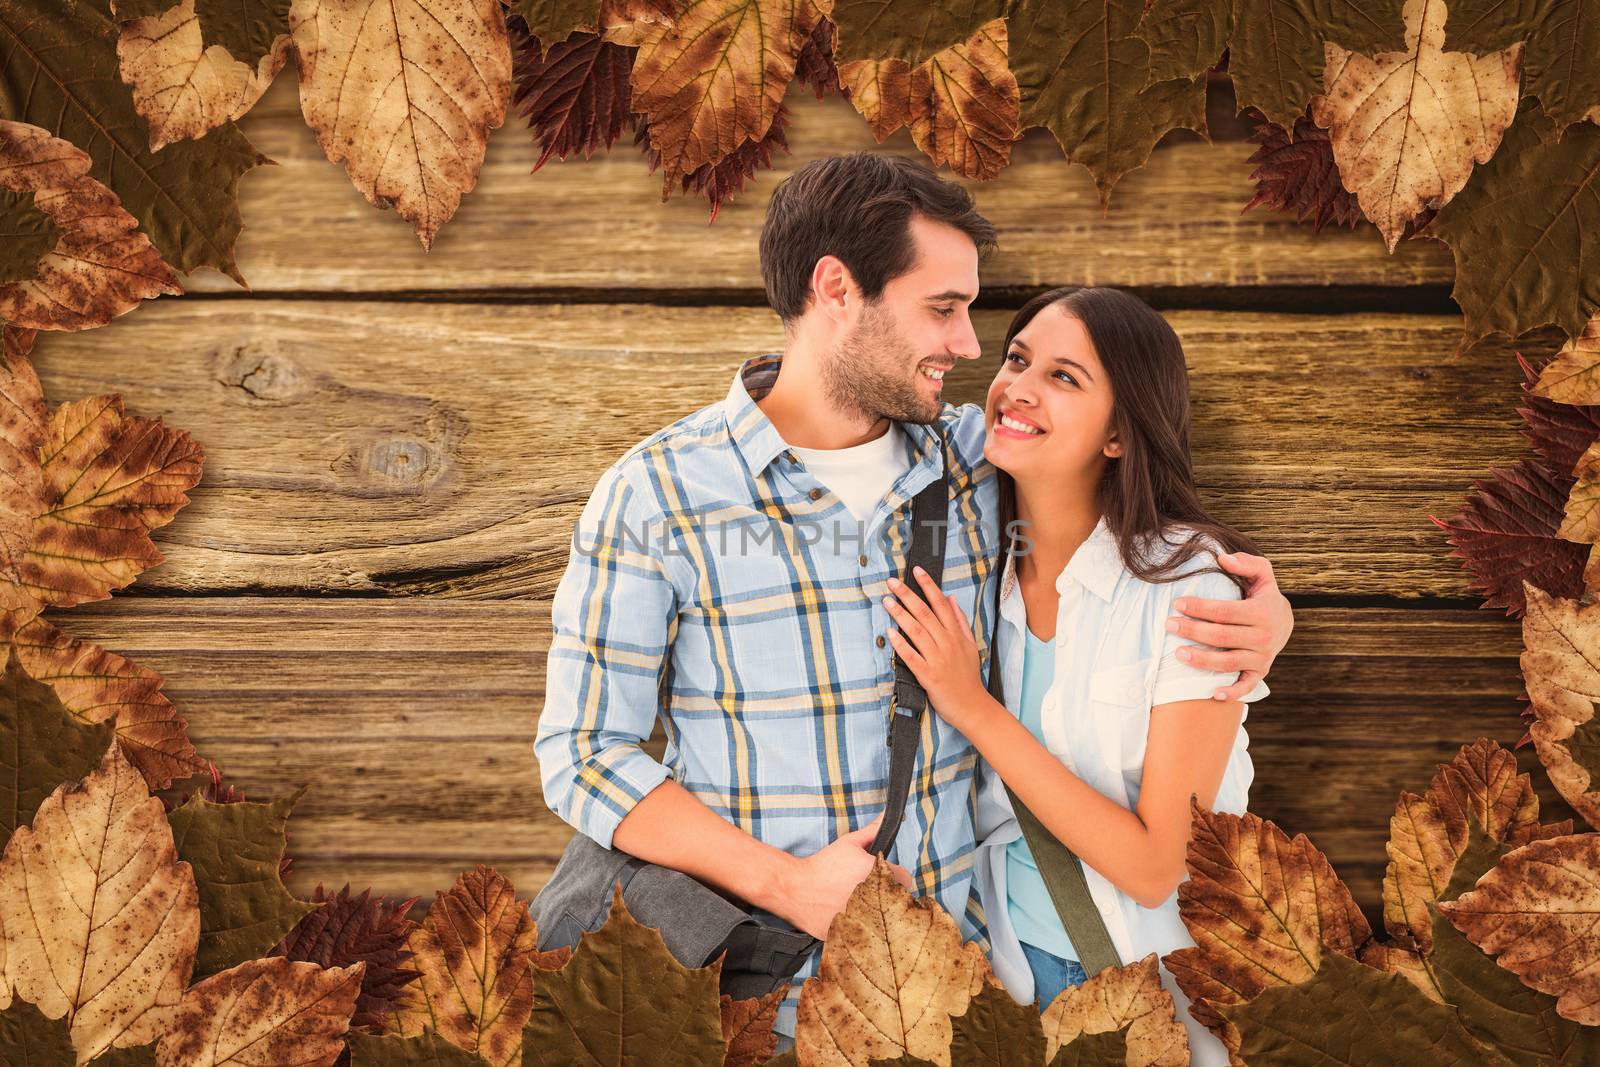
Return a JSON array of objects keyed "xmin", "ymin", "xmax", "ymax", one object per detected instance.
[{"xmin": 1087, "ymin": 656, "xmax": 1156, "ymax": 783}]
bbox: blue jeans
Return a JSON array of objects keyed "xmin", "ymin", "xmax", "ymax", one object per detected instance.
[{"xmin": 1020, "ymin": 940, "xmax": 1088, "ymax": 1011}]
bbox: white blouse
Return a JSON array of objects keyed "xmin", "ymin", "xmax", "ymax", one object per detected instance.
[{"xmin": 968, "ymin": 515, "xmax": 1270, "ymax": 1067}]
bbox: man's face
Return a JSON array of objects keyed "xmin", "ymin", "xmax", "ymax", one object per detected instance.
[{"xmin": 820, "ymin": 213, "xmax": 982, "ymax": 426}]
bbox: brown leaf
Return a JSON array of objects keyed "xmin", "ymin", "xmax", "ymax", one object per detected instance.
[
  {"xmin": 629, "ymin": 0, "xmax": 818, "ymax": 188},
  {"xmin": 1039, "ymin": 954, "xmax": 1188, "ymax": 1066},
  {"xmin": 0, "ymin": 743, "xmax": 198, "ymax": 1062},
  {"xmin": 1308, "ymin": 0, "xmax": 1522, "ymax": 251},
  {"xmin": 156, "ymin": 956, "xmax": 364, "ymax": 1066},
  {"xmin": 1164, "ymin": 802, "xmax": 1370, "ymax": 1054},
  {"xmin": 1522, "ymin": 584, "xmax": 1600, "ymax": 830},
  {"xmin": 290, "ymin": 0, "xmax": 513, "ymax": 250},
  {"xmin": 0, "ymin": 119, "xmax": 181, "ymax": 329},
  {"xmin": 1358, "ymin": 941, "xmax": 1444, "ymax": 1003},
  {"xmin": 1241, "ymin": 108, "xmax": 1364, "ymax": 232},
  {"xmin": 793, "ymin": 855, "xmax": 988, "ymax": 1067},
  {"xmin": 12, "ymin": 616, "xmax": 203, "ymax": 790},
  {"xmin": 1518, "ymin": 350, "xmax": 1600, "ymax": 477},
  {"xmin": 839, "ymin": 17, "xmax": 1018, "ymax": 180},
  {"xmin": 273, "ymin": 883, "xmax": 422, "ymax": 1032},
  {"xmin": 793, "ymin": 16, "xmax": 839, "ymax": 98},
  {"xmin": 721, "ymin": 988, "xmax": 784, "ymax": 1067},
  {"xmin": 1534, "ymin": 313, "xmax": 1600, "ymax": 408},
  {"xmin": 114, "ymin": 0, "xmax": 291, "ymax": 150},
  {"xmin": 1561, "ymin": 441, "xmax": 1600, "ymax": 542},
  {"xmin": 513, "ymin": 29, "xmax": 638, "ymax": 170},
  {"xmin": 1440, "ymin": 833, "xmax": 1600, "ymax": 1025},
  {"xmin": 385, "ymin": 865, "xmax": 538, "ymax": 1067}
]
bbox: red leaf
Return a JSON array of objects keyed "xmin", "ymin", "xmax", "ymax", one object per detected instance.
[
  {"xmin": 794, "ymin": 18, "xmax": 839, "ymax": 100},
  {"xmin": 1517, "ymin": 352, "xmax": 1600, "ymax": 475},
  {"xmin": 634, "ymin": 104, "xmax": 792, "ymax": 221},
  {"xmin": 1241, "ymin": 108, "xmax": 1363, "ymax": 233},
  {"xmin": 271, "ymin": 883, "xmax": 422, "ymax": 1032},
  {"xmin": 1430, "ymin": 460, "xmax": 1590, "ymax": 616},
  {"xmin": 512, "ymin": 26, "xmax": 637, "ymax": 172}
]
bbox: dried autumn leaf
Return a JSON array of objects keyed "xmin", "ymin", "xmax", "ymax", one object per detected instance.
[
  {"xmin": 839, "ymin": 17, "xmax": 1018, "ymax": 180},
  {"xmin": 0, "ymin": 119, "xmax": 181, "ymax": 329},
  {"xmin": 0, "ymin": 0, "xmax": 268, "ymax": 283},
  {"xmin": 0, "ymin": 189, "xmax": 64, "ymax": 286},
  {"xmin": 511, "ymin": 0, "xmax": 677, "ymax": 50},
  {"xmin": 628, "ymin": 0, "xmax": 818, "ymax": 188},
  {"xmin": 1441, "ymin": 833, "xmax": 1600, "ymax": 1024},
  {"xmin": 289, "ymin": 0, "xmax": 513, "ymax": 250},
  {"xmin": 513, "ymin": 29, "xmax": 637, "ymax": 170},
  {"xmin": 0, "ymin": 743, "xmax": 198, "ymax": 1062},
  {"xmin": 1428, "ymin": 906, "xmax": 1600, "ymax": 1064},
  {"xmin": 721, "ymin": 988, "xmax": 785, "ymax": 1067},
  {"xmin": 347, "ymin": 1030, "xmax": 485, "ymax": 1065},
  {"xmin": 1561, "ymin": 441, "xmax": 1600, "ymax": 541},
  {"xmin": 387, "ymin": 865, "xmax": 538, "ymax": 1067},
  {"xmin": 1048, "ymin": 1028, "xmax": 1130, "ymax": 1067},
  {"xmin": 1039, "ymin": 953, "xmax": 1188, "ymax": 1067},
  {"xmin": 1429, "ymin": 106, "xmax": 1600, "ymax": 345},
  {"xmin": 1241, "ymin": 109, "xmax": 1364, "ymax": 231},
  {"xmin": 946, "ymin": 979, "xmax": 1045, "ymax": 1065},
  {"xmin": 113, "ymin": 0, "xmax": 292, "ymax": 151},
  {"xmin": 1522, "ymin": 584, "xmax": 1600, "ymax": 829},
  {"xmin": 0, "ymin": 341, "xmax": 204, "ymax": 644},
  {"xmin": 1431, "ymin": 460, "xmax": 1591, "ymax": 616},
  {"xmin": 1309, "ymin": 0, "xmax": 1522, "ymax": 251},
  {"xmin": 1381, "ymin": 737, "xmax": 1544, "ymax": 953},
  {"xmin": 1163, "ymin": 803, "xmax": 1370, "ymax": 1054},
  {"xmin": 1134, "ymin": 0, "xmax": 1229, "ymax": 84},
  {"xmin": 1519, "ymin": 350, "xmax": 1600, "ymax": 476},
  {"xmin": 166, "ymin": 789, "xmax": 320, "ymax": 979},
  {"xmin": 13, "ymin": 616, "xmax": 203, "ymax": 791},
  {"xmin": 1007, "ymin": 0, "xmax": 1207, "ymax": 207},
  {"xmin": 793, "ymin": 16, "xmax": 839, "ymax": 98},
  {"xmin": 0, "ymin": 998, "xmax": 77, "ymax": 1063},
  {"xmin": 1218, "ymin": 952, "xmax": 1502, "ymax": 1064},
  {"xmin": 273, "ymin": 883, "xmax": 422, "ymax": 1032},
  {"xmin": 0, "ymin": 646, "xmax": 116, "ymax": 841},
  {"xmin": 156, "ymin": 956, "xmax": 364, "ymax": 1066},
  {"xmin": 1442, "ymin": 0, "xmax": 1600, "ymax": 132},
  {"xmin": 793, "ymin": 855, "xmax": 987, "ymax": 1067},
  {"xmin": 523, "ymin": 881, "xmax": 725, "ymax": 1065},
  {"xmin": 825, "ymin": 0, "xmax": 1005, "ymax": 65},
  {"xmin": 1357, "ymin": 941, "xmax": 1442, "ymax": 1003},
  {"xmin": 1534, "ymin": 313, "xmax": 1600, "ymax": 407},
  {"xmin": 634, "ymin": 103, "xmax": 792, "ymax": 217}
]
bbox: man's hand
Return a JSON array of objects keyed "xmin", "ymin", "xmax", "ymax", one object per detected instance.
[
  {"xmin": 1168, "ymin": 552, "xmax": 1294, "ymax": 702},
  {"xmin": 774, "ymin": 812, "xmax": 915, "ymax": 940}
]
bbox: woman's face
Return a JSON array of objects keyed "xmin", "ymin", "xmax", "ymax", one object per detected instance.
[{"xmin": 983, "ymin": 303, "xmax": 1120, "ymax": 483}]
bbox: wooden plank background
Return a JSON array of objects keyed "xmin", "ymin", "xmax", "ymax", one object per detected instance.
[{"xmin": 30, "ymin": 66, "xmax": 1565, "ymax": 926}]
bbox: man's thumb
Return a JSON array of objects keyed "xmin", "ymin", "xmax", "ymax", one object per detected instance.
[{"xmin": 847, "ymin": 812, "xmax": 885, "ymax": 839}]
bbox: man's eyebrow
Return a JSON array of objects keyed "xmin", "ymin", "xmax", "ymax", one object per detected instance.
[
  {"xmin": 926, "ymin": 289, "xmax": 975, "ymax": 302},
  {"xmin": 1007, "ymin": 338, "xmax": 1094, "ymax": 382}
]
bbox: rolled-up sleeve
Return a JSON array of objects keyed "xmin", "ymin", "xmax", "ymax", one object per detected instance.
[
  {"xmin": 1150, "ymin": 564, "xmax": 1272, "ymax": 708},
  {"xmin": 534, "ymin": 459, "xmax": 676, "ymax": 849}
]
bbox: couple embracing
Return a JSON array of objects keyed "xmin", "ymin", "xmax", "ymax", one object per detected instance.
[{"xmin": 534, "ymin": 152, "xmax": 1293, "ymax": 1064}]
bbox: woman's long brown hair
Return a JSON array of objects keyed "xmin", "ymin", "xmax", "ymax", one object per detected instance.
[{"xmin": 994, "ymin": 285, "xmax": 1260, "ymax": 595}]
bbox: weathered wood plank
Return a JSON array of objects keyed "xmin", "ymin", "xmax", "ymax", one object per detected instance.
[
  {"xmin": 44, "ymin": 598, "xmax": 1566, "ymax": 926},
  {"xmin": 172, "ymin": 68, "xmax": 1452, "ymax": 295},
  {"xmin": 28, "ymin": 303, "xmax": 1525, "ymax": 599}
]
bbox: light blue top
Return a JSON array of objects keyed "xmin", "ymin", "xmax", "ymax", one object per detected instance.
[{"xmin": 1003, "ymin": 624, "xmax": 1077, "ymax": 960}]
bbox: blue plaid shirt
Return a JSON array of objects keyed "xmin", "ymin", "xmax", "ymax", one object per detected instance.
[{"xmin": 535, "ymin": 352, "xmax": 1002, "ymax": 1036}]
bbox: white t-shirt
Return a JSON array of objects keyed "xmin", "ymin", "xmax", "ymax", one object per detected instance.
[{"xmin": 788, "ymin": 422, "xmax": 912, "ymax": 523}]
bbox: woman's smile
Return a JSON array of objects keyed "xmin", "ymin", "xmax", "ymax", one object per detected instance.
[{"xmin": 993, "ymin": 407, "xmax": 1047, "ymax": 439}]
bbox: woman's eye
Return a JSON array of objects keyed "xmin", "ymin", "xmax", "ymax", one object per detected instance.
[
  {"xmin": 1004, "ymin": 350, "xmax": 1023, "ymax": 364},
  {"xmin": 1053, "ymin": 370, "xmax": 1078, "ymax": 385}
]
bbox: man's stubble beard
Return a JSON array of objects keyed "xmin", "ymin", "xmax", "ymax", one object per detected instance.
[{"xmin": 821, "ymin": 299, "xmax": 942, "ymax": 426}]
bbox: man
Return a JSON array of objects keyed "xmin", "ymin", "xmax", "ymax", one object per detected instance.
[{"xmin": 534, "ymin": 152, "xmax": 1294, "ymax": 1049}]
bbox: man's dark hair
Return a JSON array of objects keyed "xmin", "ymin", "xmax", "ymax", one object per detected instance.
[{"xmin": 758, "ymin": 152, "xmax": 998, "ymax": 323}]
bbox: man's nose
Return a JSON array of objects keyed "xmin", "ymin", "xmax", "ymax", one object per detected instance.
[{"xmin": 951, "ymin": 314, "xmax": 981, "ymax": 360}]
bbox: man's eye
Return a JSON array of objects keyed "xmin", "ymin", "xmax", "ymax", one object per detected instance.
[{"xmin": 934, "ymin": 306, "xmax": 955, "ymax": 317}]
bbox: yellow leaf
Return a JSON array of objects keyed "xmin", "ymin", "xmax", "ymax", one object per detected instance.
[
  {"xmin": 113, "ymin": 0, "xmax": 291, "ymax": 151},
  {"xmin": 290, "ymin": 0, "xmax": 513, "ymax": 250},
  {"xmin": 1309, "ymin": 0, "xmax": 1522, "ymax": 251},
  {"xmin": 1039, "ymin": 953, "xmax": 1189, "ymax": 1066},
  {"xmin": 0, "ymin": 743, "xmax": 198, "ymax": 1064},
  {"xmin": 155, "ymin": 956, "xmax": 364, "ymax": 1066},
  {"xmin": 1561, "ymin": 440, "xmax": 1600, "ymax": 543},
  {"xmin": 630, "ymin": 0, "xmax": 818, "ymax": 188},
  {"xmin": 793, "ymin": 855, "xmax": 987, "ymax": 1067},
  {"xmin": 1522, "ymin": 584, "xmax": 1600, "ymax": 830},
  {"xmin": 1533, "ymin": 313, "xmax": 1600, "ymax": 407}
]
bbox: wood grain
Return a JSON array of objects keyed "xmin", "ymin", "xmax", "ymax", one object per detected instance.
[
  {"xmin": 170, "ymin": 68, "xmax": 1453, "ymax": 295},
  {"xmin": 28, "ymin": 302, "xmax": 1523, "ymax": 600},
  {"xmin": 43, "ymin": 597, "xmax": 1564, "ymax": 927}
]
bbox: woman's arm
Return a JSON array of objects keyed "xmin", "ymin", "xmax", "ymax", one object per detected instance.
[{"xmin": 955, "ymin": 691, "xmax": 1243, "ymax": 909}]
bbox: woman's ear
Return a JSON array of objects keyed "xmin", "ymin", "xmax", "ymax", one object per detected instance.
[{"xmin": 1103, "ymin": 433, "xmax": 1122, "ymax": 458}]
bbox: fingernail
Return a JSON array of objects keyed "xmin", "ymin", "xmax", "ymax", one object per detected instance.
[
  {"xmin": 914, "ymin": 565, "xmax": 926, "ymax": 576},
  {"xmin": 1173, "ymin": 599, "xmax": 1187, "ymax": 612},
  {"xmin": 1176, "ymin": 647, "xmax": 1190, "ymax": 661},
  {"xmin": 1165, "ymin": 619, "xmax": 1179, "ymax": 632},
  {"xmin": 1213, "ymin": 692, "xmax": 1226, "ymax": 700}
]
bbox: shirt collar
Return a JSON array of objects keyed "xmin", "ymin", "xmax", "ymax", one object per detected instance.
[
  {"xmin": 1001, "ymin": 513, "xmax": 1123, "ymax": 605},
  {"xmin": 722, "ymin": 352, "xmax": 942, "ymax": 477}
]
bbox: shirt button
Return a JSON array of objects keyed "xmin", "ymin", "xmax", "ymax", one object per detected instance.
[
  {"xmin": 808, "ymin": 488, "xmax": 822, "ymax": 500},
  {"xmin": 859, "ymin": 554, "xmax": 869, "ymax": 566},
  {"xmin": 876, "ymin": 635, "xmax": 886, "ymax": 648}
]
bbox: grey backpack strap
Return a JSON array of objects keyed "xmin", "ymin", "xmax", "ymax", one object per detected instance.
[
  {"xmin": 868, "ymin": 424, "xmax": 949, "ymax": 858},
  {"xmin": 984, "ymin": 540, "xmax": 1123, "ymax": 977}
]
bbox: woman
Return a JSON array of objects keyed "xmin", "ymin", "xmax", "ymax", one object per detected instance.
[{"xmin": 880, "ymin": 286, "xmax": 1268, "ymax": 1066}]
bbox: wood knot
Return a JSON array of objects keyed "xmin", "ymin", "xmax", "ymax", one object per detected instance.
[{"xmin": 218, "ymin": 346, "xmax": 301, "ymax": 402}]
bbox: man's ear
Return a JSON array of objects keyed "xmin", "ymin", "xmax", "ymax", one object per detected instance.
[{"xmin": 810, "ymin": 254, "xmax": 854, "ymax": 325}]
